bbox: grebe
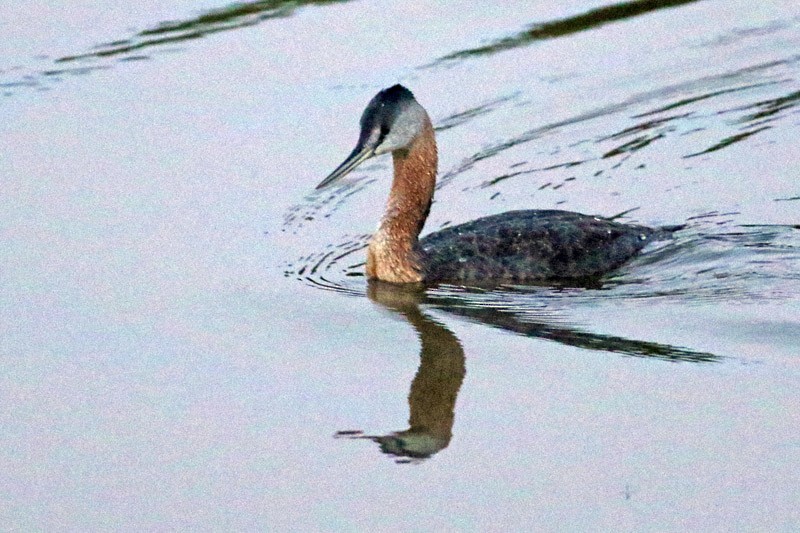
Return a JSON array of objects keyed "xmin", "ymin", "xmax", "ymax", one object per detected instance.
[{"xmin": 316, "ymin": 85, "xmax": 672, "ymax": 285}]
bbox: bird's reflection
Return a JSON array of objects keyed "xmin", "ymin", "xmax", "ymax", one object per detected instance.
[
  {"xmin": 334, "ymin": 279, "xmax": 722, "ymax": 463},
  {"xmin": 335, "ymin": 281, "xmax": 465, "ymax": 463}
]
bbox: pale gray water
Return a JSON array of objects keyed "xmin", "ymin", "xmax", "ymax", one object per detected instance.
[{"xmin": 2, "ymin": 0, "xmax": 799, "ymax": 530}]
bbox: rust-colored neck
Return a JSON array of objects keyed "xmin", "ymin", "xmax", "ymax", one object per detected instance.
[{"xmin": 366, "ymin": 118, "xmax": 438, "ymax": 283}]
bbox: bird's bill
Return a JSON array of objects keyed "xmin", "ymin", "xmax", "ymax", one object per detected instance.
[{"xmin": 316, "ymin": 144, "xmax": 375, "ymax": 189}]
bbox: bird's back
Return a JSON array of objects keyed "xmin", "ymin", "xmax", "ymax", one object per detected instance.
[{"xmin": 419, "ymin": 210, "xmax": 669, "ymax": 284}]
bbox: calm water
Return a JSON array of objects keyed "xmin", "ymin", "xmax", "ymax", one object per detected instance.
[{"xmin": 2, "ymin": 0, "xmax": 799, "ymax": 530}]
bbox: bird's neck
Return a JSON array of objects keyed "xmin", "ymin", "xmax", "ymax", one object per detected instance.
[{"xmin": 367, "ymin": 119, "xmax": 438, "ymax": 283}]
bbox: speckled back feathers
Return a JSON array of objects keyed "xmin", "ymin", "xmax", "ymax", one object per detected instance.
[{"xmin": 419, "ymin": 210, "xmax": 664, "ymax": 284}]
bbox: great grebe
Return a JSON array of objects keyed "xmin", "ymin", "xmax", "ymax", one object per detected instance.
[{"xmin": 316, "ymin": 84, "xmax": 672, "ymax": 284}]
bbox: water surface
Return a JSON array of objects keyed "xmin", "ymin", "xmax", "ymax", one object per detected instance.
[{"xmin": 1, "ymin": 0, "xmax": 799, "ymax": 530}]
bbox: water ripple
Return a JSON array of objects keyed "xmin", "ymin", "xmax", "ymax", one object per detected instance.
[
  {"xmin": 1, "ymin": 0, "xmax": 348, "ymax": 96},
  {"xmin": 431, "ymin": 0, "xmax": 703, "ymax": 65}
]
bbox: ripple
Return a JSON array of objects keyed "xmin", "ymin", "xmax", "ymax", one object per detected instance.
[
  {"xmin": 291, "ymin": 220, "xmax": 800, "ymax": 308},
  {"xmin": 282, "ymin": 177, "xmax": 376, "ymax": 234},
  {"xmin": 430, "ymin": 0, "xmax": 702, "ymax": 65},
  {"xmin": 1, "ymin": 0, "xmax": 348, "ymax": 97},
  {"xmin": 603, "ymin": 223, "xmax": 800, "ymax": 302},
  {"xmin": 434, "ymin": 55, "xmax": 800, "ymax": 193},
  {"xmin": 284, "ymin": 234, "xmax": 369, "ymax": 295}
]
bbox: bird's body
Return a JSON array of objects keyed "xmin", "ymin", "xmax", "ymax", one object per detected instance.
[
  {"xmin": 419, "ymin": 210, "xmax": 662, "ymax": 284},
  {"xmin": 316, "ymin": 84, "xmax": 672, "ymax": 285}
]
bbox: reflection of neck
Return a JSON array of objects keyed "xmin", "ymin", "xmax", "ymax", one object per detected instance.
[
  {"xmin": 366, "ymin": 119, "xmax": 438, "ymax": 283},
  {"xmin": 367, "ymin": 282, "xmax": 465, "ymax": 454},
  {"xmin": 405, "ymin": 308, "xmax": 465, "ymax": 446}
]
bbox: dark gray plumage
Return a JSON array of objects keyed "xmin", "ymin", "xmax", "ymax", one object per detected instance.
[{"xmin": 420, "ymin": 210, "xmax": 666, "ymax": 284}]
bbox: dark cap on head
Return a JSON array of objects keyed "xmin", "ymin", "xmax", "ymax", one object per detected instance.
[{"xmin": 359, "ymin": 84, "xmax": 417, "ymax": 136}]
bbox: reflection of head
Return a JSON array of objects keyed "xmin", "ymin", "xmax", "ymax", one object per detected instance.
[
  {"xmin": 335, "ymin": 427, "xmax": 451, "ymax": 463},
  {"xmin": 375, "ymin": 431, "xmax": 449, "ymax": 462}
]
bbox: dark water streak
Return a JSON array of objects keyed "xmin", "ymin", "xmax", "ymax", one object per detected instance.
[
  {"xmin": 1, "ymin": 0, "xmax": 349, "ymax": 95},
  {"xmin": 432, "ymin": 0, "xmax": 704, "ymax": 64},
  {"xmin": 57, "ymin": 0, "xmax": 348, "ymax": 63}
]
